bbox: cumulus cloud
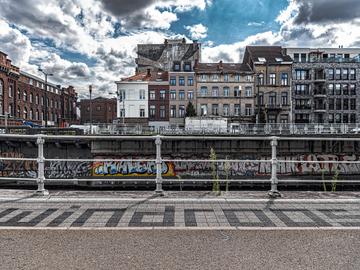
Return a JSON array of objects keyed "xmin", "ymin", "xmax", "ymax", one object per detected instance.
[{"xmin": 185, "ymin": 24, "xmax": 208, "ymax": 40}]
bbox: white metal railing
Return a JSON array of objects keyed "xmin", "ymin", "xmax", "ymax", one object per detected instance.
[{"xmin": 1, "ymin": 134, "xmax": 360, "ymax": 197}]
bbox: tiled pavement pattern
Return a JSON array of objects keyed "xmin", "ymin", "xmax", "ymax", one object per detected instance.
[{"xmin": 0, "ymin": 200, "xmax": 360, "ymax": 228}]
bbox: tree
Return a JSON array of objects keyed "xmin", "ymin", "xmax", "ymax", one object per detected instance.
[{"xmin": 185, "ymin": 102, "xmax": 196, "ymax": 117}]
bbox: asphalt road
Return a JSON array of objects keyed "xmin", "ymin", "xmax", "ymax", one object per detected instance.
[{"xmin": 0, "ymin": 228, "xmax": 359, "ymax": 270}]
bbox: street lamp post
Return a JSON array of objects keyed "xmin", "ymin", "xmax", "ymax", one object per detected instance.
[
  {"xmin": 38, "ymin": 69, "xmax": 53, "ymax": 128},
  {"xmin": 89, "ymin": 85, "xmax": 93, "ymax": 135},
  {"xmin": 256, "ymin": 73, "xmax": 262, "ymax": 124}
]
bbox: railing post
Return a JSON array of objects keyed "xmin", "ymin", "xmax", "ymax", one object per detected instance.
[
  {"xmin": 269, "ymin": 136, "xmax": 281, "ymax": 198},
  {"xmin": 154, "ymin": 135, "xmax": 164, "ymax": 195},
  {"xmin": 36, "ymin": 135, "xmax": 49, "ymax": 196}
]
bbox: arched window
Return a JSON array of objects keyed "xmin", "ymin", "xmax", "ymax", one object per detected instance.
[
  {"xmin": 24, "ymin": 107, "xmax": 28, "ymax": 119},
  {"xmin": 36, "ymin": 110, "xmax": 39, "ymax": 120},
  {"xmin": 0, "ymin": 80, "xmax": 3, "ymax": 115},
  {"xmin": 30, "ymin": 109, "xmax": 33, "ymax": 120}
]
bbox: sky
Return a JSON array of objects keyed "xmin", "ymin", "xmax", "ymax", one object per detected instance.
[{"xmin": 0, "ymin": 0, "xmax": 360, "ymax": 99}]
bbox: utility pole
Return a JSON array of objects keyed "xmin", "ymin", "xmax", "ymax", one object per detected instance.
[
  {"xmin": 38, "ymin": 68, "xmax": 53, "ymax": 128},
  {"xmin": 89, "ymin": 85, "xmax": 93, "ymax": 135}
]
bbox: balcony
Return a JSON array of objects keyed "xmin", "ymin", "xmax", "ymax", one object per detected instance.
[
  {"xmin": 313, "ymin": 88, "xmax": 327, "ymax": 97},
  {"xmin": 264, "ymin": 104, "xmax": 283, "ymax": 110},
  {"xmin": 314, "ymin": 70, "xmax": 326, "ymax": 82},
  {"xmin": 314, "ymin": 104, "xmax": 326, "ymax": 112}
]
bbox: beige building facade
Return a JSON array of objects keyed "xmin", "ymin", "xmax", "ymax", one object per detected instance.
[{"xmin": 195, "ymin": 62, "xmax": 255, "ymax": 123}]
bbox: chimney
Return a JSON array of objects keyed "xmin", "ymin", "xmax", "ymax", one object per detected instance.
[
  {"xmin": 218, "ymin": 60, "xmax": 223, "ymax": 70},
  {"xmin": 147, "ymin": 68, "xmax": 151, "ymax": 77}
]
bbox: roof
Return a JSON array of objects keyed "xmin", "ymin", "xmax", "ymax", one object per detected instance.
[
  {"xmin": 121, "ymin": 71, "xmax": 168, "ymax": 82},
  {"xmin": 245, "ymin": 46, "xmax": 293, "ymax": 64},
  {"xmin": 195, "ymin": 62, "xmax": 252, "ymax": 73}
]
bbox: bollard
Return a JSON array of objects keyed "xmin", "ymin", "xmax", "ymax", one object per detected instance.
[
  {"xmin": 154, "ymin": 135, "xmax": 164, "ymax": 195},
  {"xmin": 268, "ymin": 136, "xmax": 281, "ymax": 198},
  {"xmin": 36, "ymin": 135, "xmax": 49, "ymax": 196}
]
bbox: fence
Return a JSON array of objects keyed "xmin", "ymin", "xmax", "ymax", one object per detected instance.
[
  {"xmin": 1, "ymin": 134, "xmax": 360, "ymax": 197},
  {"xmin": 93, "ymin": 123, "xmax": 360, "ymax": 136}
]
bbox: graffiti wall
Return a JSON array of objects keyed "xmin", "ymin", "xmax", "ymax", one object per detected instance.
[
  {"xmin": 1, "ymin": 153, "xmax": 360, "ymax": 180},
  {"xmin": 93, "ymin": 161, "xmax": 175, "ymax": 177}
]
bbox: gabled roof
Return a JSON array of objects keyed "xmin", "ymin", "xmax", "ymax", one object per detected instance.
[{"xmin": 245, "ymin": 46, "xmax": 293, "ymax": 64}]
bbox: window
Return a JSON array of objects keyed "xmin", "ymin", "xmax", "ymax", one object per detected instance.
[
  {"xmin": 281, "ymin": 73, "xmax": 288, "ymax": 86},
  {"xmin": 295, "ymin": 84, "xmax": 309, "ymax": 95},
  {"xmin": 281, "ymin": 92, "xmax": 288, "ymax": 105},
  {"xmin": 170, "ymin": 76, "xmax": 176, "ymax": 86},
  {"xmin": 36, "ymin": 110, "xmax": 39, "ymax": 120},
  {"xmin": 336, "ymin": 99, "xmax": 342, "ymax": 110},
  {"xmin": 224, "ymin": 74, "xmax": 229, "ymax": 82},
  {"xmin": 245, "ymin": 87, "xmax": 252, "ymax": 97},
  {"xmin": 246, "ymin": 75, "xmax": 252, "ymax": 82},
  {"xmin": 36, "ymin": 95, "xmax": 39, "ymax": 104},
  {"xmin": 8, "ymin": 104, "xmax": 13, "ymax": 117},
  {"xmin": 269, "ymin": 93, "xmax": 276, "ymax": 105},
  {"xmin": 295, "ymin": 99, "xmax": 311, "ymax": 110},
  {"xmin": 173, "ymin": 62, "xmax": 181, "ymax": 71},
  {"xmin": 140, "ymin": 108, "xmax": 145, "ymax": 117},
  {"xmin": 235, "ymin": 74, "xmax": 241, "ymax": 82},
  {"xmin": 329, "ymin": 99, "xmax": 335, "ymax": 110},
  {"xmin": 8, "ymin": 85, "xmax": 13, "ymax": 98},
  {"xmin": 201, "ymin": 104, "xmax": 207, "ymax": 116},
  {"xmin": 343, "ymin": 99, "xmax": 349, "ymax": 110},
  {"xmin": 234, "ymin": 86, "xmax": 241, "ymax": 97},
  {"xmin": 212, "ymin": 104, "xmax": 219, "ymax": 116},
  {"xmin": 17, "ymin": 89, "xmax": 21, "ymax": 100},
  {"xmin": 300, "ymin": 53, "xmax": 306, "ymax": 63},
  {"xmin": 350, "ymin": 114, "xmax": 356, "ymax": 123},
  {"xmin": 170, "ymin": 90, "xmax": 176, "ymax": 100},
  {"xmin": 119, "ymin": 90, "xmax": 126, "ymax": 101},
  {"xmin": 184, "ymin": 62, "xmax": 191, "ymax": 71},
  {"xmin": 51, "ymin": 99, "xmax": 54, "ymax": 108},
  {"xmin": 187, "ymin": 91, "xmax": 194, "ymax": 100},
  {"xmin": 41, "ymin": 96, "xmax": 44, "ymax": 106},
  {"xmin": 139, "ymin": 89, "xmax": 146, "ymax": 100},
  {"xmin": 179, "ymin": 76, "xmax": 185, "ymax": 86},
  {"xmin": 159, "ymin": 90, "xmax": 166, "ymax": 100},
  {"xmin": 328, "ymin": 69, "xmax": 334, "ymax": 80},
  {"xmin": 200, "ymin": 86, "xmax": 208, "ymax": 97},
  {"xmin": 188, "ymin": 76, "xmax": 194, "ymax": 86},
  {"xmin": 223, "ymin": 87, "xmax": 230, "ymax": 97},
  {"xmin": 23, "ymin": 107, "xmax": 28, "ymax": 119},
  {"xmin": 179, "ymin": 90, "xmax": 185, "ymax": 100},
  {"xmin": 295, "ymin": 70, "xmax": 309, "ymax": 80},
  {"xmin": 245, "ymin": 104, "xmax": 252, "ymax": 116},
  {"xmin": 350, "ymin": 99, "xmax": 356, "ymax": 110},
  {"xmin": 234, "ymin": 104, "xmax": 240, "ymax": 116},
  {"xmin": 335, "ymin": 84, "xmax": 341, "ymax": 95},
  {"xmin": 223, "ymin": 104, "xmax": 229, "ymax": 116},
  {"xmin": 149, "ymin": 105, "xmax": 156, "ymax": 118},
  {"xmin": 170, "ymin": 105, "xmax": 176, "ymax": 118},
  {"xmin": 30, "ymin": 93, "xmax": 33, "ymax": 103},
  {"xmin": 160, "ymin": 106, "xmax": 166, "ymax": 118},
  {"xmin": 328, "ymin": 84, "xmax": 334, "ymax": 95},
  {"xmin": 212, "ymin": 87, "xmax": 219, "ymax": 97},
  {"xmin": 268, "ymin": 115, "xmax": 277, "ymax": 124},
  {"xmin": 342, "ymin": 69, "xmax": 349, "ymax": 80},
  {"xmin": 150, "ymin": 90, "xmax": 156, "ymax": 100},
  {"xmin": 294, "ymin": 53, "xmax": 299, "ymax": 62},
  {"xmin": 335, "ymin": 68, "xmax": 341, "ymax": 80},
  {"xmin": 258, "ymin": 74, "xmax": 264, "ymax": 85},
  {"xmin": 343, "ymin": 114, "xmax": 349, "ymax": 123},
  {"xmin": 212, "ymin": 74, "xmax": 219, "ymax": 81},
  {"xmin": 342, "ymin": 84, "xmax": 349, "ymax": 95},
  {"xmin": 179, "ymin": 105, "xmax": 185, "ymax": 118},
  {"xmin": 200, "ymin": 74, "xmax": 207, "ymax": 81},
  {"xmin": 269, "ymin": 73, "xmax": 276, "ymax": 85},
  {"xmin": 329, "ymin": 114, "xmax": 334, "ymax": 123},
  {"xmin": 96, "ymin": 105, "xmax": 101, "ymax": 111},
  {"xmin": 350, "ymin": 69, "xmax": 356, "ymax": 80},
  {"xmin": 350, "ymin": 84, "xmax": 356, "ymax": 95}
]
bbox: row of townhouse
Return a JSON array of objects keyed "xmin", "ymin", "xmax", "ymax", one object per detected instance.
[
  {"xmin": 0, "ymin": 51, "xmax": 78, "ymax": 126},
  {"xmin": 115, "ymin": 39, "xmax": 360, "ymax": 127}
]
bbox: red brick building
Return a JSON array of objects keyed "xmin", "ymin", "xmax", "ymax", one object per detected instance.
[
  {"xmin": 148, "ymin": 73, "xmax": 170, "ymax": 127},
  {"xmin": 79, "ymin": 97, "xmax": 117, "ymax": 124},
  {"xmin": 0, "ymin": 51, "xmax": 78, "ymax": 126}
]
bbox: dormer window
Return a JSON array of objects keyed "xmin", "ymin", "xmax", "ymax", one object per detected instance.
[
  {"xmin": 258, "ymin": 57, "xmax": 266, "ymax": 62},
  {"xmin": 173, "ymin": 62, "xmax": 181, "ymax": 71}
]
